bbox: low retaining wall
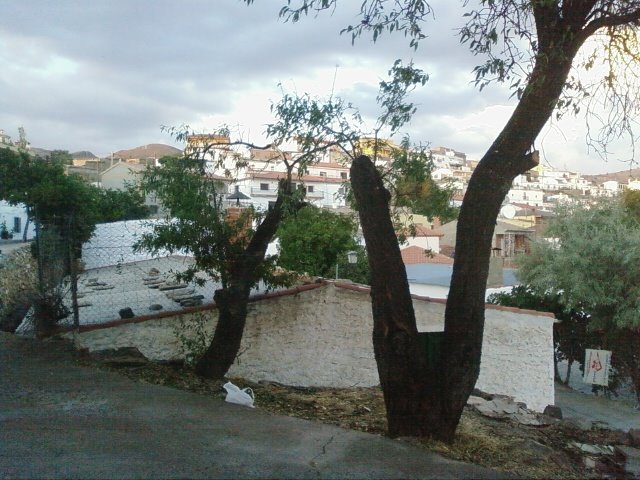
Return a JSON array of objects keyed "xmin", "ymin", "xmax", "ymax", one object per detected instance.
[{"xmin": 64, "ymin": 281, "xmax": 555, "ymax": 411}]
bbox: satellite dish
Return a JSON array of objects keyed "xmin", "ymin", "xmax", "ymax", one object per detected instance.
[{"xmin": 500, "ymin": 204, "xmax": 516, "ymax": 219}]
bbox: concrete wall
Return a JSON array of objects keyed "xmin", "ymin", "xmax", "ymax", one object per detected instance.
[{"xmin": 65, "ymin": 282, "xmax": 555, "ymax": 411}]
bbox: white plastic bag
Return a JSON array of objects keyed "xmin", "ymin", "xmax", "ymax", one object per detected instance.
[{"xmin": 223, "ymin": 381, "xmax": 255, "ymax": 408}]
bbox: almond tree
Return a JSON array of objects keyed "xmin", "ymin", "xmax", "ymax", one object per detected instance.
[
  {"xmin": 251, "ymin": 0, "xmax": 640, "ymax": 441},
  {"xmin": 138, "ymin": 96, "xmax": 362, "ymax": 379}
]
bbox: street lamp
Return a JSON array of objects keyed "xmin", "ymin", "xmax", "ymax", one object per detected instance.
[
  {"xmin": 226, "ymin": 185, "xmax": 251, "ymax": 206},
  {"xmin": 335, "ymin": 250, "xmax": 358, "ymax": 279}
]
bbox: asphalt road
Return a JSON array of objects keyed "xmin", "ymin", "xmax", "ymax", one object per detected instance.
[
  {"xmin": 555, "ymin": 382, "xmax": 639, "ymax": 431},
  {"xmin": 0, "ymin": 333, "xmax": 506, "ymax": 479}
]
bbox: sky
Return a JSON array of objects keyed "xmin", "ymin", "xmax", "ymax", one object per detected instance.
[{"xmin": 0, "ymin": 0, "xmax": 636, "ymax": 174}]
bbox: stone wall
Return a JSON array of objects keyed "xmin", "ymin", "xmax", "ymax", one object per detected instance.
[{"xmin": 65, "ymin": 282, "xmax": 555, "ymax": 411}]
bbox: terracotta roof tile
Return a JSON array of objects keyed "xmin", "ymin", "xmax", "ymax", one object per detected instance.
[{"xmin": 400, "ymin": 246, "xmax": 454, "ymax": 265}]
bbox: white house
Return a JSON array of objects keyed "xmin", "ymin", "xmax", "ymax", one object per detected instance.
[
  {"xmin": 0, "ymin": 201, "xmax": 34, "ymax": 240},
  {"xmin": 401, "ymin": 224, "xmax": 442, "ymax": 253},
  {"xmin": 505, "ymin": 187, "xmax": 545, "ymax": 207},
  {"xmin": 187, "ymin": 135, "xmax": 351, "ymax": 211},
  {"xmin": 99, "ymin": 161, "xmax": 168, "ymax": 216}
]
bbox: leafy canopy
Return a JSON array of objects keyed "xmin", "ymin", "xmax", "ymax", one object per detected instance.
[
  {"xmin": 276, "ymin": 205, "xmax": 367, "ymax": 281},
  {"xmin": 517, "ymin": 197, "xmax": 640, "ymax": 329},
  {"xmin": 0, "ymin": 147, "xmax": 150, "ymax": 244}
]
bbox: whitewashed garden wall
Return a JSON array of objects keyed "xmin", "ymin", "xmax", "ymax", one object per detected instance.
[{"xmin": 64, "ymin": 281, "xmax": 556, "ymax": 411}]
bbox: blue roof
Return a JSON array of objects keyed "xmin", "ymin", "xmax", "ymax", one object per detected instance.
[{"xmin": 405, "ymin": 263, "xmax": 518, "ymax": 287}]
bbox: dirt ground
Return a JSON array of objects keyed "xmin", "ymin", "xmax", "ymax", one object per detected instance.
[{"xmin": 77, "ymin": 356, "xmax": 634, "ymax": 479}]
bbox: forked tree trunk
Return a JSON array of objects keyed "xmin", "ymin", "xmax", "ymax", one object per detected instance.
[
  {"xmin": 352, "ymin": 30, "xmax": 585, "ymax": 441},
  {"xmin": 195, "ymin": 180, "xmax": 302, "ymax": 379}
]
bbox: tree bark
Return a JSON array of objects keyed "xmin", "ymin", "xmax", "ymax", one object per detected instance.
[
  {"xmin": 195, "ymin": 180, "xmax": 302, "ymax": 379},
  {"xmin": 352, "ymin": 21, "xmax": 591, "ymax": 441},
  {"xmin": 350, "ymin": 155, "xmax": 434, "ymax": 437},
  {"xmin": 436, "ymin": 36, "xmax": 582, "ymax": 439},
  {"xmin": 564, "ymin": 360, "xmax": 573, "ymax": 386}
]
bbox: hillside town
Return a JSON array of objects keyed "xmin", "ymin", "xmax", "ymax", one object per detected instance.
[
  {"xmin": 1, "ymin": 126, "xmax": 637, "ymax": 267},
  {"xmin": 3, "ymin": 125, "xmax": 640, "ymax": 478}
]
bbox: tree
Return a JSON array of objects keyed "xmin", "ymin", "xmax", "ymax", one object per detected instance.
[
  {"xmin": 93, "ymin": 187, "xmax": 150, "ymax": 223},
  {"xmin": 386, "ymin": 140, "xmax": 458, "ymax": 224},
  {"xmin": 16, "ymin": 126, "xmax": 28, "ymax": 151},
  {"xmin": 518, "ymin": 198, "xmax": 640, "ymax": 401},
  {"xmin": 251, "ymin": 0, "xmax": 640, "ymax": 441},
  {"xmin": 0, "ymin": 148, "xmax": 99, "ymax": 246},
  {"xmin": 136, "ymin": 92, "xmax": 367, "ymax": 379},
  {"xmin": 48, "ymin": 150, "xmax": 74, "ymax": 165},
  {"xmin": 276, "ymin": 205, "xmax": 369, "ymax": 282},
  {"xmin": 137, "ymin": 148, "xmax": 306, "ymax": 378}
]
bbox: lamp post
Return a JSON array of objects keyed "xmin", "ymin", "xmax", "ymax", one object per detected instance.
[
  {"xmin": 335, "ymin": 250, "xmax": 358, "ymax": 279},
  {"xmin": 226, "ymin": 185, "xmax": 250, "ymax": 206}
]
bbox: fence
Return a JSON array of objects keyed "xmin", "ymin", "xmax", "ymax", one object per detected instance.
[
  {"xmin": 31, "ymin": 218, "xmax": 218, "ymax": 332},
  {"xmin": 32, "ymin": 214, "xmax": 79, "ymax": 333}
]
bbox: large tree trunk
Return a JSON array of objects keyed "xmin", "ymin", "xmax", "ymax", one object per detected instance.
[
  {"xmin": 195, "ymin": 180, "xmax": 302, "ymax": 379},
  {"xmin": 353, "ymin": 23, "xmax": 586, "ymax": 441},
  {"xmin": 350, "ymin": 155, "xmax": 433, "ymax": 437},
  {"xmin": 438, "ymin": 45, "xmax": 577, "ymax": 439}
]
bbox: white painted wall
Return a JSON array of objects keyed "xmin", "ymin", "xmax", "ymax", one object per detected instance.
[
  {"xmin": 404, "ymin": 235, "xmax": 440, "ymax": 253},
  {"xmin": 66, "ymin": 282, "xmax": 555, "ymax": 411},
  {"xmin": 0, "ymin": 201, "xmax": 35, "ymax": 240}
]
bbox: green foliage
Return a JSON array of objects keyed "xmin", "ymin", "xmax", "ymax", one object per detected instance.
[
  {"xmin": 268, "ymin": 0, "xmax": 432, "ymax": 49},
  {"xmin": 276, "ymin": 205, "xmax": 369, "ymax": 282},
  {"xmin": 136, "ymin": 154, "xmax": 295, "ymax": 292},
  {"xmin": 267, "ymin": 93, "xmax": 362, "ymax": 163},
  {"xmin": 388, "ymin": 140, "xmax": 458, "ymax": 223},
  {"xmin": 173, "ymin": 311, "xmax": 214, "ymax": 367},
  {"xmin": 377, "ymin": 60, "xmax": 428, "ymax": 135},
  {"xmin": 0, "ymin": 148, "xmax": 99, "ymax": 245},
  {"xmin": 622, "ymin": 189, "xmax": 640, "ymax": 220},
  {"xmin": 135, "ymin": 154, "xmax": 244, "ymax": 288},
  {"xmin": 93, "ymin": 187, "xmax": 150, "ymax": 223},
  {"xmin": 48, "ymin": 150, "xmax": 74, "ymax": 165},
  {"xmin": 517, "ymin": 197, "xmax": 640, "ymax": 329}
]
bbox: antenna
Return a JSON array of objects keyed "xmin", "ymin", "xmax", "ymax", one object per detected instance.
[{"xmin": 330, "ymin": 65, "xmax": 339, "ymax": 99}]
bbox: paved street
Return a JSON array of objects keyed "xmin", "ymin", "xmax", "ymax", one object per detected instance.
[
  {"xmin": 555, "ymin": 382, "xmax": 639, "ymax": 431},
  {"xmin": 0, "ymin": 333, "xmax": 505, "ymax": 479}
]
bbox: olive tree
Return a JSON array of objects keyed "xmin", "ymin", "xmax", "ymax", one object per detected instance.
[
  {"xmin": 518, "ymin": 197, "xmax": 640, "ymax": 401},
  {"xmin": 249, "ymin": 0, "xmax": 640, "ymax": 441}
]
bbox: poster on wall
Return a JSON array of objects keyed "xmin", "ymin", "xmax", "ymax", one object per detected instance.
[{"xmin": 582, "ymin": 349, "xmax": 612, "ymax": 386}]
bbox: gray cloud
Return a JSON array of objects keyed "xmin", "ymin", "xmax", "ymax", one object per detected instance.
[{"xmin": 0, "ymin": 0, "xmax": 630, "ymax": 173}]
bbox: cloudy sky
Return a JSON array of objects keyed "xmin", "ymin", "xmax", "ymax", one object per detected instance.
[{"xmin": 0, "ymin": 0, "xmax": 635, "ymax": 174}]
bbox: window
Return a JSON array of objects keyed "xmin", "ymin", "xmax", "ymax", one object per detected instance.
[
  {"xmin": 319, "ymin": 171, "xmax": 326, "ymax": 177},
  {"xmin": 307, "ymin": 186, "xmax": 314, "ymax": 193},
  {"xmin": 13, "ymin": 217, "xmax": 21, "ymax": 233},
  {"xmin": 340, "ymin": 172, "xmax": 347, "ymax": 179},
  {"xmin": 260, "ymin": 183, "xmax": 269, "ymax": 191}
]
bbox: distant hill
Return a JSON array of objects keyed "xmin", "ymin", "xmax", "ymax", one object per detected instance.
[
  {"xmin": 72, "ymin": 150, "xmax": 97, "ymax": 159},
  {"xmin": 30, "ymin": 147, "xmax": 51, "ymax": 159},
  {"xmin": 583, "ymin": 168, "xmax": 640, "ymax": 186},
  {"xmin": 27, "ymin": 147, "xmax": 97, "ymax": 160},
  {"xmin": 112, "ymin": 143, "xmax": 182, "ymax": 160}
]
